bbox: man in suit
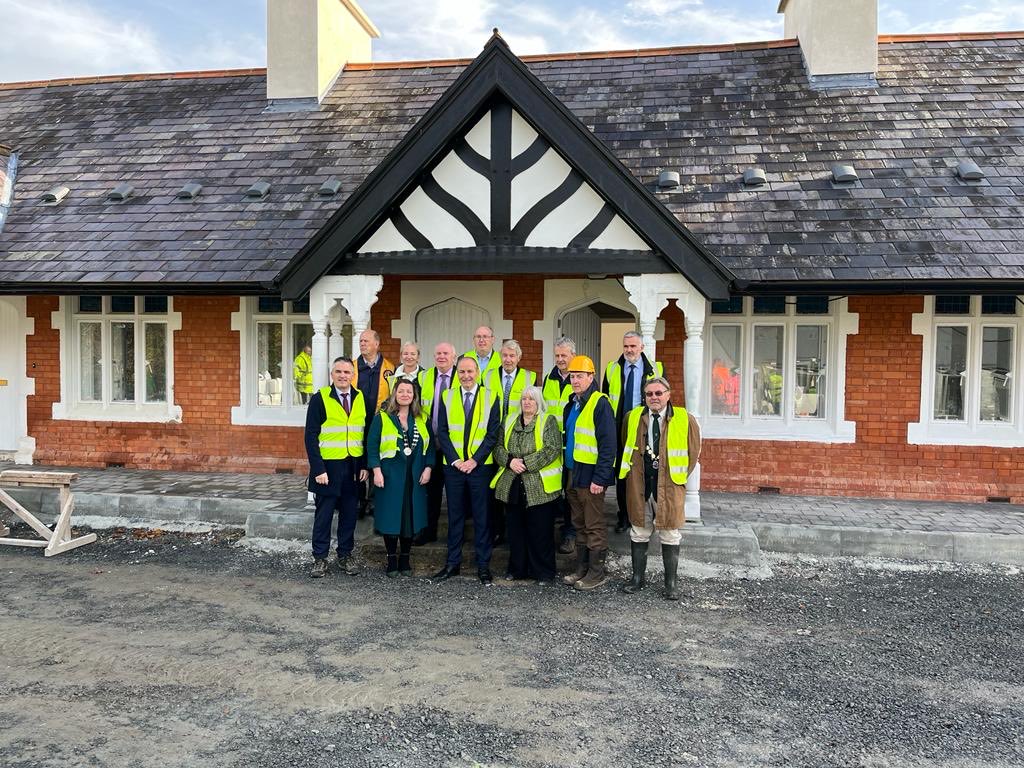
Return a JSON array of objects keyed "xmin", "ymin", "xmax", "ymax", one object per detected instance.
[
  {"xmin": 304, "ymin": 356, "xmax": 368, "ymax": 579},
  {"xmin": 414, "ymin": 341, "xmax": 458, "ymax": 545},
  {"xmin": 433, "ymin": 355, "xmax": 501, "ymax": 584}
]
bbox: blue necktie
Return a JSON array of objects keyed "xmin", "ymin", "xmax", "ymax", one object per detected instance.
[{"xmin": 624, "ymin": 364, "xmax": 636, "ymax": 412}]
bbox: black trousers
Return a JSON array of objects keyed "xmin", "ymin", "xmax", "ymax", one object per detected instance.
[
  {"xmin": 423, "ymin": 452, "xmax": 446, "ymax": 538},
  {"xmin": 505, "ymin": 497, "xmax": 558, "ymax": 580}
]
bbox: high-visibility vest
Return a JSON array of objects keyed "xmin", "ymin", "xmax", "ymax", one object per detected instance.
[
  {"xmin": 293, "ymin": 352, "xmax": 313, "ymax": 394},
  {"xmin": 605, "ymin": 358, "xmax": 664, "ymax": 414},
  {"xmin": 485, "ymin": 367, "xmax": 537, "ymax": 418},
  {"xmin": 490, "ymin": 412, "xmax": 563, "ymax": 494},
  {"xmin": 463, "ymin": 349, "xmax": 501, "ymax": 383},
  {"xmin": 442, "ymin": 387, "xmax": 497, "ymax": 464},
  {"xmin": 542, "ymin": 372, "xmax": 572, "ymax": 430},
  {"xmin": 571, "ymin": 391, "xmax": 610, "ymax": 466},
  {"xmin": 618, "ymin": 405, "xmax": 689, "ymax": 485},
  {"xmin": 418, "ymin": 367, "xmax": 456, "ymax": 417},
  {"xmin": 318, "ymin": 387, "xmax": 367, "ymax": 460},
  {"xmin": 378, "ymin": 412, "xmax": 430, "ymax": 458}
]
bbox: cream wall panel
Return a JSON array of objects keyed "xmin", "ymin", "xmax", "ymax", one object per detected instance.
[
  {"xmin": 400, "ymin": 187, "xmax": 474, "ymax": 248},
  {"xmin": 432, "ymin": 152, "xmax": 490, "ymax": 228},
  {"xmin": 525, "ymin": 183, "xmax": 604, "ymax": 248},
  {"xmin": 510, "ymin": 149, "xmax": 571, "ymax": 227}
]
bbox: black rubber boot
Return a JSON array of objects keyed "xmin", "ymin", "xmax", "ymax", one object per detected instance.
[
  {"xmin": 623, "ymin": 541, "xmax": 648, "ymax": 594},
  {"xmin": 662, "ymin": 544, "xmax": 680, "ymax": 601}
]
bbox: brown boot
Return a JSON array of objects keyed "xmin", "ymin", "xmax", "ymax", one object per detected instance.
[
  {"xmin": 562, "ymin": 544, "xmax": 589, "ymax": 585},
  {"xmin": 575, "ymin": 549, "xmax": 609, "ymax": 591}
]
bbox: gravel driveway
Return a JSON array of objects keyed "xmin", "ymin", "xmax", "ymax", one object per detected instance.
[{"xmin": 1, "ymin": 527, "xmax": 1021, "ymax": 768}]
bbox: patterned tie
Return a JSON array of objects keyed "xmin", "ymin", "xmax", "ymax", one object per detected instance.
[
  {"xmin": 340, "ymin": 391, "xmax": 350, "ymax": 415},
  {"xmin": 464, "ymin": 390, "xmax": 473, "ymax": 418},
  {"xmin": 503, "ymin": 372, "xmax": 513, "ymax": 415},
  {"xmin": 433, "ymin": 373, "xmax": 448, "ymax": 431},
  {"xmin": 624, "ymin": 364, "xmax": 636, "ymax": 413}
]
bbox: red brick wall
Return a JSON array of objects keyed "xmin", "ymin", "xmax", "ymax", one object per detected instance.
[
  {"xmin": 700, "ymin": 295, "xmax": 1024, "ymax": 502},
  {"xmin": 26, "ymin": 296, "xmax": 307, "ymax": 472},
  {"xmin": 659, "ymin": 299, "xmax": 685, "ymax": 402}
]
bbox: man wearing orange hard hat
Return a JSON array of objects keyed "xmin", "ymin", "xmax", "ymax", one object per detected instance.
[{"xmin": 560, "ymin": 354, "xmax": 617, "ymax": 590}]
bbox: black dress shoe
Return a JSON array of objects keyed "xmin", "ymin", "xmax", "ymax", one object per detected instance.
[
  {"xmin": 430, "ymin": 566, "xmax": 459, "ymax": 582},
  {"xmin": 614, "ymin": 522, "xmax": 627, "ymax": 533},
  {"xmin": 478, "ymin": 569, "xmax": 494, "ymax": 585},
  {"xmin": 413, "ymin": 532, "xmax": 437, "ymax": 546}
]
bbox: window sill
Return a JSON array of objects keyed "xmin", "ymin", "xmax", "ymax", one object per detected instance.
[
  {"xmin": 704, "ymin": 417, "xmax": 856, "ymax": 444},
  {"xmin": 52, "ymin": 402, "xmax": 182, "ymax": 424},
  {"xmin": 231, "ymin": 406, "xmax": 306, "ymax": 428},
  {"xmin": 907, "ymin": 422, "xmax": 1024, "ymax": 448}
]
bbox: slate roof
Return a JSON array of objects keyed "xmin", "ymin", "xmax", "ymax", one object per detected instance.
[{"xmin": 1, "ymin": 34, "xmax": 1023, "ymax": 292}]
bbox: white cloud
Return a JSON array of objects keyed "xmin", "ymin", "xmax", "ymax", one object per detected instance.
[{"xmin": 900, "ymin": 2, "xmax": 1024, "ymax": 34}]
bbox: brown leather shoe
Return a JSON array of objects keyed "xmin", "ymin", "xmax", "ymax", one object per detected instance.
[{"xmin": 575, "ymin": 550, "xmax": 609, "ymax": 591}]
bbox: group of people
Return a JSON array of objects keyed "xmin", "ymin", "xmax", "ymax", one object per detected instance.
[{"xmin": 303, "ymin": 326, "xmax": 701, "ymax": 599}]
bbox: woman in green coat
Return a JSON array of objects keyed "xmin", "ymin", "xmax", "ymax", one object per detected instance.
[{"xmin": 367, "ymin": 379, "xmax": 435, "ymax": 576}]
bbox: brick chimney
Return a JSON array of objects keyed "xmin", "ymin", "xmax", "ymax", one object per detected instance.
[
  {"xmin": 267, "ymin": 0, "xmax": 380, "ymax": 105},
  {"xmin": 778, "ymin": 0, "xmax": 878, "ymax": 88}
]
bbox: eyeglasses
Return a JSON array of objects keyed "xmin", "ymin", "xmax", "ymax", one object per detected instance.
[{"xmin": 645, "ymin": 390, "xmax": 668, "ymax": 397}]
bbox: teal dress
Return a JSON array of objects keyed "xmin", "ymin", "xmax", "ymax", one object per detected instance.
[{"xmin": 367, "ymin": 411, "xmax": 436, "ymax": 537}]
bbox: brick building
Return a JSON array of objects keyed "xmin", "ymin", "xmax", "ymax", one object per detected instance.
[{"xmin": 1, "ymin": 0, "xmax": 1023, "ymax": 516}]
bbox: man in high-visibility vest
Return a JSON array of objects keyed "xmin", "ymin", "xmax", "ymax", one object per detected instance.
[
  {"xmin": 304, "ymin": 356, "xmax": 369, "ymax": 579},
  {"xmin": 562, "ymin": 355, "xmax": 617, "ymax": 591},
  {"xmin": 433, "ymin": 354, "xmax": 502, "ymax": 584},
  {"xmin": 618, "ymin": 377, "xmax": 702, "ymax": 600},
  {"xmin": 542, "ymin": 335, "xmax": 576, "ymax": 554},
  {"xmin": 463, "ymin": 325, "xmax": 501, "ymax": 384},
  {"xmin": 602, "ymin": 331, "xmax": 664, "ymax": 533},
  {"xmin": 413, "ymin": 341, "xmax": 457, "ymax": 545},
  {"xmin": 292, "ymin": 343, "xmax": 313, "ymax": 405}
]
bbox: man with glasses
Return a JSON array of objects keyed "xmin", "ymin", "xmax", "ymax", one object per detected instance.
[
  {"xmin": 464, "ymin": 326, "xmax": 501, "ymax": 384},
  {"xmin": 617, "ymin": 377, "xmax": 701, "ymax": 600}
]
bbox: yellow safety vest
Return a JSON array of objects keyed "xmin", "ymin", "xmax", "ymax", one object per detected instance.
[
  {"xmin": 293, "ymin": 352, "xmax": 313, "ymax": 394},
  {"xmin": 572, "ymin": 391, "xmax": 609, "ymax": 465},
  {"xmin": 618, "ymin": 405, "xmax": 689, "ymax": 485},
  {"xmin": 542, "ymin": 373, "xmax": 572, "ymax": 430},
  {"xmin": 378, "ymin": 412, "xmax": 430, "ymax": 458},
  {"xmin": 463, "ymin": 349, "xmax": 501, "ymax": 383},
  {"xmin": 418, "ymin": 367, "xmax": 455, "ymax": 418},
  {"xmin": 318, "ymin": 387, "xmax": 367, "ymax": 460},
  {"xmin": 489, "ymin": 412, "xmax": 563, "ymax": 494},
  {"xmin": 484, "ymin": 367, "xmax": 537, "ymax": 417},
  {"xmin": 605, "ymin": 359, "xmax": 664, "ymax": 414},
  {"xmin": 442, "ymin": 387, "xmax": 497, "ymax": 464}
]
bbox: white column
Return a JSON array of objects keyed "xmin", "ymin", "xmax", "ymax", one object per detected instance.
[
  {"xmin": 311, "ymin": 320, "xmax": 329, "ymax": 390},
  {"xmin": 310, "ymin": 273, "xmax": 384, "ymax": 364},
  {"xmin": 622, "ymin": 275, "xmax": 669, "ymax": 362},
  {"xmin": 684, "ymin": 315, "xmax": 706, "ymax": 523},
  {"xmin": 328, "ymin": 301, "xmax": 344, "ymax": 363}
]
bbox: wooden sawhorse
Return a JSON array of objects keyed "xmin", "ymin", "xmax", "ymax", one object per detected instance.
[{"xmin": 0, "ymin": 470, "xmax": 97, "ymax": 556}]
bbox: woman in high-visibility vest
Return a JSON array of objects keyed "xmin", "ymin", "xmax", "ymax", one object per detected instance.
[
  {"xmin": 367, "ymin": 379, "xmax": 435, "ymax": 577},
  {"xmin": 491, "ymin": 386, "xmax": 563, "ymax": 583}
]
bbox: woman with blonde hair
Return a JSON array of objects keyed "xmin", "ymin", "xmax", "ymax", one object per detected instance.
[
  {"xmin": 367, "ymin": 379, "xmax": 435, "ymax": 576},
  {"xmin": 491, "ymin": 385, "xmax": 563, "ymax": 583}
]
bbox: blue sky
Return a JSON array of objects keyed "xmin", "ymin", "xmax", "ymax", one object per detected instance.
[{"xmin": 2, "ymin": 0, "xmax": 1024, "ymax": 81}]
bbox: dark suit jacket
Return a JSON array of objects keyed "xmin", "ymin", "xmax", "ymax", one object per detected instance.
[
  {"xmin": 304, "ymin": 387, "xmax": 367, "ymax": 493},
  {"xmin": 602, "ymin": 352, "xmax": 660, "ymax": 421},
  {"xmin": 436, "ymin": 387, "xmax": 501, "ymax": 468},
  {"xmin": 562, "ymin": 381, "xmax": 617, "ymax": 489}
]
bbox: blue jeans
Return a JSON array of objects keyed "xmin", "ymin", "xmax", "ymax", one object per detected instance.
[{"xmin": 444, "ymin": 464, "xmax": 494, "ymax": 570}]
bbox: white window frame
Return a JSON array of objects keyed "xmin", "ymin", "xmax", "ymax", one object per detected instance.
[
  {"xmin": 231, "ymin": 297, "xmax": 321, "ymax": 427},
  {"xmin": 51, "ymin": 296, "xmax": 182, "ymax": 423},
  {"xmin": 703, "ymin": 296, "xmax": 857, "ymax": 443},
  {"xmin": 910, "ymin": 295, "xmax": 1024, "ymax": 447}
]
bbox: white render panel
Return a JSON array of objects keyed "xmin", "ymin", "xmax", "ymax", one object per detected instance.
[
  {"xmin": 415, "ymin": 297, "xmax": 492, "ymax": 360},
  {"xmin": 510, "ymin": 148, "xmax": 571, "ymax": 227},
  {"xmin": 358, "ymin": 218, "xmax": 413, "ymax": 253},
  {"xmin": 432, "ymin": 151, "xmax": 490, "ymax": 228},
  {"xmin": 525, "ymin": 182, "xmax": 604, "ymax": 248},
  {"xmin": 400, "ymin": 187, "xmax": 474, "ymax": 248},
  {"xmin": 589, "ymin": 214, "xmax": 649, "ymax": 250},
  {"xmin": 510, "ymin": 109, "xmax": 538, "ymax": 157},
  {"xmin": 464, "ymin": 111, "xmax": 491, "ymax": 158}
]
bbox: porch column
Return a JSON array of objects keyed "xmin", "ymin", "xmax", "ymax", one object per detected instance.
[
  {"xmin": 328, "ymin": 312, "xmax": 344, "ymax": 363},
  {"xmin": 311, "ymin": 320, "xmax": 329, "ymax": 390},
  {"xmin": 622, "ymin": 275, "xmax": 668, "ymax": 361},
  {"xmin": 684, "ymin": 314, "xmax": 706, "ymax": 523},
  {"xmin": 310, "ymin": 273, "xmax": 384, "ymax": 369}
]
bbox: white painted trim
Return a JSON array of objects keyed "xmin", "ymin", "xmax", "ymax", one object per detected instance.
[
  {"xmin": 908, "ymin": 296, "xmax": 1024, "ymax": 447},
  {"xmin": 702, "ymin": 296, "xmax": 858, "ymax": 444},
  {"xmin": 392, "ymin": 281, "xmax": 512, "ymax": 352},
  {"xmin": 52, "ymin": 296, "xmax": 182, "ymax": 424},
  {"xmin": 0, "ymin": 297, "xmax": 36, "ymax": 463}
]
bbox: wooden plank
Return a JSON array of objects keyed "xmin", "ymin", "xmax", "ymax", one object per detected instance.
[
  {"xmin": 44, "ymin": 532, "xmax": 97, "ymax": 556},
  {"xmin": 0, "ymin": 537, "xmax": 48, "ymax": 548},
  {"xmin": 45, "ymin": 494, "xmax": 76, "ymax": 557},
  {"xmin": 0, "ymin": 470, "xmax": 78, "ymax": 484},
  {"xmin": 0, "ymin": 488, "xmax": 53, "ymax": 541}
]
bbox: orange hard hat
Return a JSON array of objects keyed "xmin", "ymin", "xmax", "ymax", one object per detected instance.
[{"xmin": 568, "ymin": 355, "xmax": 596, "ymax": 374}]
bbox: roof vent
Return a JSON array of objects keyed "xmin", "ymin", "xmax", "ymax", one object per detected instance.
[
  {"xmin": 177, "ymin": 182, "xmax": 203, "ymax": 200},
  {"xmin": 831, "ymin": 163, "xmax": 858, "ymax": 184},
  {"xmin": 41, "ymin": 185, "xmax": 70, "ymax": 204},
  {"xmin": 107, "ymin": 182, "xmax": 135, "ymax": 201},
  {"xmin": 246, "ymin": 181, "xmax": 270, "ymax": 198},
  {"xmin": 742, "ymin": 168, "xmax": 767, "ymax": 187},
  {"xmin": 657, "ymin": 171, "xmax": 680, "ymax": 189},
  {"xmin": 317, "ymin": 178, "xmax": 342, "ymax": 196},
  {"xmin": 956, "ymin": 160, "xmax": 985, "ymax": 182}
]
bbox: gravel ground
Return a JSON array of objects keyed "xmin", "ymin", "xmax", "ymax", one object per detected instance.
[{"xmin": 1, "ymin": 525, "xmax": 1022, "ymax": 768}]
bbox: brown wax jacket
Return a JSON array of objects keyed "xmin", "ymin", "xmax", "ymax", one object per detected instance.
[{"xmin": 623, "ymin": 404, "xmax": 702, "ymax": 530}]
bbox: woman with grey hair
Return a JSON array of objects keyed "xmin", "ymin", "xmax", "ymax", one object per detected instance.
[{"xmin": 490, "ymin": 385, "xmax": 563, "ymax": 582}]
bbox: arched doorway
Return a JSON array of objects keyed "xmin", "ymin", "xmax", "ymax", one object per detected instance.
[{"xmin": 415, "ymin": 297, "xmax": 492, "ymax": 359}]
